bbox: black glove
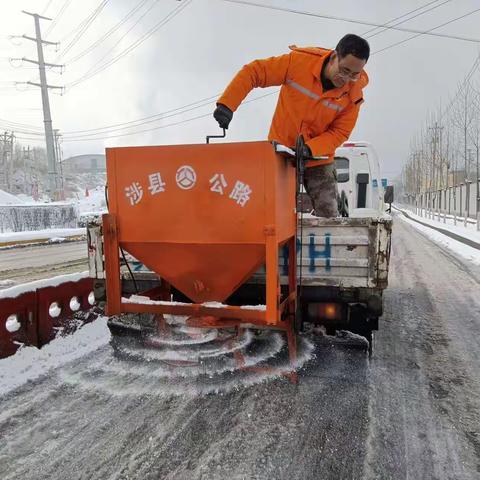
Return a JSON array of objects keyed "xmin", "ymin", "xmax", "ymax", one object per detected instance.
[{"xmin": 213, "ymin": 104, "xmax": 233, "ymax": 129}]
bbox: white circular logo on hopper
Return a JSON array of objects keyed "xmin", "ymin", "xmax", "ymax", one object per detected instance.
[{"xmin": 176, "ymin": 165, "xmax": 196, "ymax": 190}]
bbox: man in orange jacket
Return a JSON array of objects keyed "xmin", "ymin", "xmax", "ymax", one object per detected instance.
[{"xmin": 213, "ymin": 34, "xmax": 369, "ymax": 217}]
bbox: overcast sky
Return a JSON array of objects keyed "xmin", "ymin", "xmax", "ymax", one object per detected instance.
[{"xmin": 1, "ymin": 0, "xmax": 480, "ymax": 178}]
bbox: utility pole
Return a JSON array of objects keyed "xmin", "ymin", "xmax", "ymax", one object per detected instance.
[
  {"xmin": 53, "ymin": 129, "xmax": 65, "ymax": 199},
  {"xmin": 464, "ymin": 88, "xmax": 468, "ymax": 183},
  {"xmin": 19, "ymin": 11, "xmax": 63, "ymax": 201},
  {"xmin": 0, "ymin": 132, "xmax": 7, "ymax": 191},
  {"xmin": 22, "ymin": 146, "xmax": 31, "ymax": 194},
  {"xmin": 1, "ymin": 131, "xmax": 15, "ymax": 192}
]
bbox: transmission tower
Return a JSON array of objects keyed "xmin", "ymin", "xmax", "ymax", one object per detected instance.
[{"xmin": 16, "ymin": 11, "xmax": 64, "ymax": 200}]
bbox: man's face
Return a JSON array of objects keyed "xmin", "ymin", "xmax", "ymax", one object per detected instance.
[{"xmin": 328, "ymin": 52, "xmax": 366, "ymax": 88}]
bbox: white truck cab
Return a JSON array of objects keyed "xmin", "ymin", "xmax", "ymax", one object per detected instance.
[{"xmin": 335, "ymin": 141, "xmax": 388, "ymax": 217}]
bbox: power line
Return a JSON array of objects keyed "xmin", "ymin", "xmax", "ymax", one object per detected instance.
[
  {"xmin": 361, "ymin": 0, "xmax": 442, "ymax": 36},
  {"xmin": 439, "ymin": 52, "xmax": 480, "ymax": 120},
  {"xmin": 222, "ymin": 0, "xmax": 480, "ymax": 44},
  {"xmin": 9, "ymin": 1, "xmax": 479, "ymax": 143},
  {"xmin": 42, "ymin": 0, "xmax": 55, "ymax": 16},
  {"xmin": 63, "ymin": 0, "xmax": 153, "ymax": 64},
  {"xmin": 372, "ymin": 8, "xmax": 480, "ymax": 55},
  {"xmin": 11, "ymin": 5, "xmax": 465, "ymax": 135},
  {"xmin": 0, "ymin": 118, "xmax": 43, "ymax": 132},
  {"xmin": 61, "ymin": 91, "xmax": 278, "ymax": 142},
  {"xmin": 58, "ymin": 2, "xmax": 472, "ymax": 136},
  {"xmin": 45, "ymin": 0, "xmax": 73, "ymax": 38},
  {"xmin": 365, "ymin": 0, "xmax": 452, "ymax": 40},
  {"xmin": 64, "ymin": 0, "xmax": 160, "ymax": 75},
  {"xmin": 61, "ymin": 98, "xmax": 215, "ymax": 138},
  {"xmin": 62, "ymin": 93, "xmax": 220, "ymax": 135},
  {"xmin": 8, "ymin": 2, "xmax": 455, "ymax": 133},
  {"xmin": 54, "ymin": 0, "xmax": 109, "ymax": 61},
  {"xmin": 0, "ymin": 92, "xmax": 221, "ymax": 135},
  {"xmin": 65, "ymin": 0, "xmax": 192, "ymax": 89}
]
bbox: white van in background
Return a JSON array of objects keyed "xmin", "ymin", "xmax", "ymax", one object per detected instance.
[{"xmin": 335, "ymin": 141, "xmax": 389, "ymax": 217}]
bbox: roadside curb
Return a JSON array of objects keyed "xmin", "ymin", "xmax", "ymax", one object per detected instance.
[{"xmin": 394, "ymin": 206, "xmax": 480, "ymax": 251}]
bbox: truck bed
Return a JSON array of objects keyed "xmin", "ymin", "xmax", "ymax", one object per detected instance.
[
  {"xmin": 88, "ymin": 214, "xmax": 392, "ymax": 293},
  {"xmin": 250, "ymin": 215, "xmax": 392, "ymax": 290}
]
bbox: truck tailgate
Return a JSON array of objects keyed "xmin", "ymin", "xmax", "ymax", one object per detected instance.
[{"xmin": 294, "ymin": 216, "xmax": 392, "ymax": 289}]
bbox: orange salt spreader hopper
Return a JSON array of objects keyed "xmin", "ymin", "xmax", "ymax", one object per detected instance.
[{"xmin": 102, "ymin": 140, "xmax": 297, "ymax": 334}]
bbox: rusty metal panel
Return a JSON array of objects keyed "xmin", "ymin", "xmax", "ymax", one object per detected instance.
[
  {"xmin": 375, "ymin": 218, "xmax": 393, "ymax": 288},
  {"xmin": 36, "ymin": 277, "xmax": 94, "ymax": 346}
]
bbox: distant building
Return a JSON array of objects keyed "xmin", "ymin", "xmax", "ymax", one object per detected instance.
[
  {"xmin": 63, "ymin": 154, "xmax": 106, "ymax": 173},
  {"xmin": 448, "ymin": 169, "xmax": 478, "ymax": 185}
]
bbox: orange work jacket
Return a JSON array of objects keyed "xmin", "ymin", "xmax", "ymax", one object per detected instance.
[{"xmin": 217, "ymin": 46, "xmax": 369, "ymax": 166}]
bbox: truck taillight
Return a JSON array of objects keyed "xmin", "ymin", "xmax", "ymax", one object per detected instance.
[{"xmin": 307, "ymin": 303, "xmax": 344, "ymax": 321}]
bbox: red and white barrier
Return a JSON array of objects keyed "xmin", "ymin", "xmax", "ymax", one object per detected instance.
[{"xmin": 0, "ymin": 272, "xmax": 96, "ymax": 359}]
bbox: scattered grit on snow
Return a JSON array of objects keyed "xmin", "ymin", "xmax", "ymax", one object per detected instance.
[
  {"xmin": 0, "ymin": 314, "xmax": 316, "ymax": 398},
  {"xmin": 397, "ymin": 212, "xmax": 480, "ymax": 266},
  {"xmin": 0, "ymin": 316, "xmax": 111, "ymax": 396},
  {"xmin": 0, "ymin": 271, "xmax": 90, "ymax": 299}
]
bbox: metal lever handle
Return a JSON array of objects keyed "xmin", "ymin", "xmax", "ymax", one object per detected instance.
[
  {"xmin": 206, "ymin": 128, "xmax": 226, "ymax": 144},
  {"xmin": 306, "ymin": 154, "xmax": 330, "ymax": 161}
]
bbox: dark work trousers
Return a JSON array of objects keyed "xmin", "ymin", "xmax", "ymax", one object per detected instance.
[{"xmin": 303, "ymin": 164, "xmax": 339, "ymax": 217}]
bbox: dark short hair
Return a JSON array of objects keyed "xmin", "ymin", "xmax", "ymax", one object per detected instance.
[{"xmin": 336, "ymin": 34, "xmax": 370, "ymax": 61}]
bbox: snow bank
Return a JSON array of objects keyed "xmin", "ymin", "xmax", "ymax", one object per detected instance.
[
  {"xmin": 0, "ymin": 189, "xmax": 24, "ymax": 205},
  {"xmin": 0, "ymin": 271, "xmax": 89, "ymax": 299},
  {"xmin": 397, "ymin": 212, "xmax": 480, "ymax": 266},
  {"xmin": 0, "ymin": 227, "xmax": 85, "ymax": 245},
  {"xmin": 75, "ymin": 186, "xmax": 107, "ymax": 214},
  {"xmin": 0, "ymin": 316, "xmax": 110, "ymax": 396},
  {"xmin": 398, "ymin": 206, "xmax": 480, "ymax": 244}
]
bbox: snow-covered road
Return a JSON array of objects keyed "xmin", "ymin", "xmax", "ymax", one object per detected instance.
[
  {"xmin": 0, "ymin": 214, "xmax": 479, "ymax": 479},
  {"xmin": 0, "ymin": 241, "xmax": 87, "ymax": 286}
]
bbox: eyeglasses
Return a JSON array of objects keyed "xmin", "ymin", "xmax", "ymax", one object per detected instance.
[
  {"xmin": 334, "ymin": 55, "xmax": 362, "ymax": 81},
  {"xmin": 337, "ymin": 66, "xmax": 361, "ymax": 81}
]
